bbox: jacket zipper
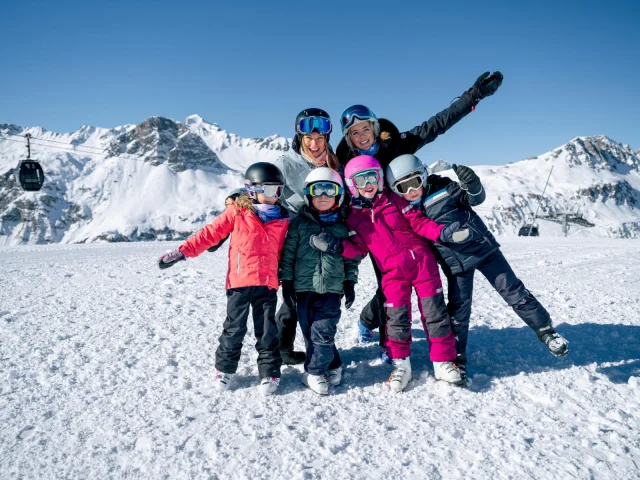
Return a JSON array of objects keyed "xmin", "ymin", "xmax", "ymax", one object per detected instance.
[
  {"xmin": 236, "ymin": 249, "xmax": 241, "ymax": 274},
  {"xmin": 409, "ymin": 249, "xmax": 415, "ymax": 259},
  {"xmin": 319, "ymin": 227, "xmax": 324, "ymax": 294},
  {"xmin": 465, "ymin": 211, "xmax": 491, "ymax": 244}
]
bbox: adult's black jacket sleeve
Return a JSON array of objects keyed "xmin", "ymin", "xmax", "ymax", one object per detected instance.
[{"xmin": 399, "ymin": 91, "xmax": 476, "ymax": 155}]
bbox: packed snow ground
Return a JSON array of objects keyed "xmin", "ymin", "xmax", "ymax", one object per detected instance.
[{"xmin": 1, "ymin": 238, "xmax": 639, "ymax": 479}]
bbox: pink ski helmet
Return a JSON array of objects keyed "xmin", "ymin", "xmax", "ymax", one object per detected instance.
[{"xmin": 344, "ymin": 155, "xmax": 384, "ymax": 198}]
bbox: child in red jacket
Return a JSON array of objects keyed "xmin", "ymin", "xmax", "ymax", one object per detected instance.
[{"xmin": 158, "ymin": 163, "xmax": 289, "ymax": 395}]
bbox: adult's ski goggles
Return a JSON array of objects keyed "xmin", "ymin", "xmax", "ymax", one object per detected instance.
[
  {"xmin": 340, "ymin": 105, "xmax": 378, "ymax": 133},
  {"xmin": 351, "ymin": 169, "xmax": 381, "ymax": 189},
  {"xmin": 304, "ymin": 181, "xmax": 343, "ymax": 198},
  {"xmin": 245, "ymin": 183, "xmax": 284, "ymax": 198},
  {"xmin": 296, "ymin": 116, "xmax": 332, "ymax": 135},
  {"xmin": 392, "ymin": 172, "xmax": 426, "ymax": 194}
]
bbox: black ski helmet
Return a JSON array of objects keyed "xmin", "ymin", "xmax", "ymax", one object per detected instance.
[
  {"xmin": 244, "ymin": 162, "xmax": 284, "ymax": 185},
  {"xmin": 294, "ymin": 108, "xmax": 332, "ymax": 143}
]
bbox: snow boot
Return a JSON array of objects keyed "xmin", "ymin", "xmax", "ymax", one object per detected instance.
[
  {"xmin": 454, "ymin": 352, "xmax": 468, "ymax": 384},
  {"xmin": 388, "ymin": 357, "xmax": 412, "ymax": 393},
  {"xmin": 380, "ymin": 347, "xmax": 392, "ymax": 364},
  {"xmin": 214, "ymin": 371, "xmax": 234, "ymax": 391},
  {"xmin": 281, "ymin": 350, "xmax": 306, "ymax": 365},
  {"xmin": 327, "ymin": 366, "xmax": 342, "ymax": 386},
  {"xmin": 433, "ymin": 361, "xmax": 464, "ymax": 385},
  {"xmin": 258, "ymin": 377, "xmax": 280, "ymax": 395},
  {"xmin": 302, "ymin": 372, "xmax": 329, "ymax": 395},
  {"xmin": 534, "ymin": 325, "xmax": 569, "ymax": 357},
  {"xmin": 357, "ymin": 320, "xmax": 374, "ymax": 344}
]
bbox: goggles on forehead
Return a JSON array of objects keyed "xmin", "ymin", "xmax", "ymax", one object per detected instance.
[
  {"xmin": 352, "ymin": 169, "xmax": 380, "ymax": 189},
  {"xmin": 340, "ymin": 105, "xmax": 377, "ymax": 132},
  {"xmin": 305, "ymin": 181, "xmax": 343, "ymax": 198},
  {"xmin": 297, "ymin": 116, "xmax": 332, "ymax": 135},
  {"xmin": 392, "ymin": 172, "xmax": 425, "ymax": 194},
  {"xmin": 245, "ymin": 183, "xmax": 284, "ymax": 198}
]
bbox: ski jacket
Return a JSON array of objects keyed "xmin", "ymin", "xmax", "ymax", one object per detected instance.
[
  {"xmin": 419, "ymin": 174, "xmax": 499, "ymax": 275},
  {"xmin": 341, "ymin": 189, "xmax": 444, "ymax": 278},
  {"xmin": 279, "ymin": 206, "xmax": 358, "ymax": 295},
  {"xmin": 275, "ymin": 147, "xmax": 343, "ymax": 215},
  {"xmin": 336, "ymin": 92, "xmax": 477, "ymax": 170},
  {"xmin": 179, "ymin": 196, "xmax": 289, "ymax": 291}
]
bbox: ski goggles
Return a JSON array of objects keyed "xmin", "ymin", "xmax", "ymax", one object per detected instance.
[
  {"xmin": 245, "ymin": 183, "xmax": 284, "ymax": 198},
  {"xmin": 351, "ymin": 169, "xmax": 380, "ymax": 189},
  {"xmin": 340, "ymin": 105, "xmax": 378, "ymax": 132},
  {"xmin": 304, "ymin": 181, "xmax": 343, "ymax": 198},
  {"xmin": 296, "ymin": 116, "xmax": 332, "ymax": 135},
  {"xmin": 392, "ymin": 172, "xmax": 425, "ymax": 194}
]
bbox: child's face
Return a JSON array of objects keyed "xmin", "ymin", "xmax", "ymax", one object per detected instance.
[
  {"xmin": 401, "ymin": 186, "xmax": 423, "ymax": 203},
  {"xmin": 357, "ymin": 182, "xmax": 378, "ymax": 199},
  {"xmin": 312, "ymin": 194, "xmax": 336, "ymax": 211}
]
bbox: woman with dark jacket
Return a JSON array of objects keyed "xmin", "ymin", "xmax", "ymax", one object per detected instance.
[{"xmin": 335, "ymin": 71, "xmax": 504, "ymax": 356}]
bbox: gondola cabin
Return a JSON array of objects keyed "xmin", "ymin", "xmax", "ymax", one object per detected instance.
[
  {"xmin": 18, "ymin": 159, "xmax": 45, "ymax": 191},
  {"xmin": 518, "ymin": 225, "xmax": 539, "ymax": 236}
]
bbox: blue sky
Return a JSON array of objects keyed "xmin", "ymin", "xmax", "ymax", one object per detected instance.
[{"xmin": 1, "ymin": 0, "xmax": 638, "ymax": 165}]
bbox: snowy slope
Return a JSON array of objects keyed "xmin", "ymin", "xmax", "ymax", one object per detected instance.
[
  {"xmin": 1, "ymin": 238, "xmax": 639, "ymax": 478},
  {"xmin": 1, "ymin": 117, "xmax": 639, "ymax": 244}
]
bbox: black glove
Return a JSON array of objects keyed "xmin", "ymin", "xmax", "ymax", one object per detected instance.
[
  {"xmin": 281, "ymin": 280, "xmax": 296, "ymax": 310},
  {"xmin": 468, "ymin": 71, "xmax": 503, "ymax": 102},
  {"xmin": 343, "ymin": 280, "xmax": 356, "ymax": 309},
  {"xmin": 158, "ymin": 248, "xmax": 186, "ymax": 269},
  {"xmin": 309, "ymin": 232, "xmax": 344, "ymax": 254},
  {"xmin": 439, "ymin": 221, "xmax": 471, "ymax": 244},
  {"xmin": 452, "ymin": 164, "xmax": 482, "ymax": 193}
]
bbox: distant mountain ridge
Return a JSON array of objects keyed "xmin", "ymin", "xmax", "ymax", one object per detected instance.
[{"xmin": 1, "ymin": 116, "xmax": 638, "ymax": 244}]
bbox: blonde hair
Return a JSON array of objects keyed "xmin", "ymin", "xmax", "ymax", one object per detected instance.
[{"xmin": 234, "ymin": 194, "xmax": 256, "ymax": 213}]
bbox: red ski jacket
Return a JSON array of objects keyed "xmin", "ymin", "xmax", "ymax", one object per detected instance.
[{"xmin": 179, "ymin": 199, "xmax": 289, "ymax": 291}]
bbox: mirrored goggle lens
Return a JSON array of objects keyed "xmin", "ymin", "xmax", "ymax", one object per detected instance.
[
  {"xmin": 341, "ymin": 106, "xmax": 374, "ymax": 128},
  {"xmin": 395, "ymin": 175, "xmax": 423, "ymax": 194},
  {"xmin": 297, "ymin": 116, "xmax": 332, "ymax": 135},
  {"xmin": 305, "ymin": 181, "xmax": 342, "ymax": 197},
  {"xmin": 246, "ymin": 184, "xmax": 284, "ymax": 198},
  {"xmin": 352, "ymin": 170, "xmax": 379, "ymax": 188}
]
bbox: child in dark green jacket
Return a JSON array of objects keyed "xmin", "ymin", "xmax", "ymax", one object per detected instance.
[{"xmin": 279, "ymin": 167, "xmax": 358, "ymax": 395}]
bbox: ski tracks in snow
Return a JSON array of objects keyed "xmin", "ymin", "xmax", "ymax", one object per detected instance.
[{"xmin": 0, "ymin": 239, "xmax": 639, "ymax": 479}]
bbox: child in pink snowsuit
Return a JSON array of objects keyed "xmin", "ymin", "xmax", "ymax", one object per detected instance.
[{"xmin": 310, "ymin": 155, "xmax": 465, "ymax": 391}]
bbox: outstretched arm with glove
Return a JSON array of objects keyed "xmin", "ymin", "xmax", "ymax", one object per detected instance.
[
  {"xmin": 400, "ymin": 71, "xmax": 504, "ymax": 154},
  {"xmin": 452, "ymin": 164, "xmax": 486, "ymax": 206}
]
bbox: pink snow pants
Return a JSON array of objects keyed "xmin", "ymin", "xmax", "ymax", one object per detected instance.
[{"xmin": 381, "ymin": 249, "xmax": 456, "ymax": 361}]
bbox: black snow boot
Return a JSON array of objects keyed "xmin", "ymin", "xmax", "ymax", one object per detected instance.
[
  {"xmin": 534, "ymin": 324, "xmax": 569, "ymax": 357},
  {"xmin": 281, "ymin": 350, "xmax": 306, "ymax": 365},
  {"xmin": 454, "ymin": 352, "xmax": 468, "ymax": 384}
]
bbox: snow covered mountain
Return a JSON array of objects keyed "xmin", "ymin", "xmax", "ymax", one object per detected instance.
[
  {"xmin": 0, "ymin": 116, "xmax": 291, "ymax": 245},
  {"xmin": 1, "ymin": 116, "xmax": 639, "ymax": 245}
]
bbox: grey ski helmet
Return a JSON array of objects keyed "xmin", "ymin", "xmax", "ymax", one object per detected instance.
[{"xmin": 386, "ymin": 154, "xmax": 428, "ymax": 195}]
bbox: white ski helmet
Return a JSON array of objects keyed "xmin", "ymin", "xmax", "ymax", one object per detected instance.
[
  {"xmin": 385, "ymin": 154, "xmax": 428, "ymax": 195},
  {"xmin": 303, "ymin": 167, "xmax": 345, "ymax": 207}
]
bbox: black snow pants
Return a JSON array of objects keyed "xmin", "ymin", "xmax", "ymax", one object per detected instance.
[
  {"xmin": 215, "ymin": 286, "xmax": 282, "ymax": 379},
  {"xmin": 296, "ymin": 292, "xmax": 342, "ymax": 375},
  {"xmin": 445, "ymin": 249, "xmax": 552, "ymax": 362},
  {"xmin": 275, "ymin": 301, "xmax": 299, "ymax": 354},
  {"xmin": 359, "ymin": 254, "xmax": 387, "ymax": 347}
]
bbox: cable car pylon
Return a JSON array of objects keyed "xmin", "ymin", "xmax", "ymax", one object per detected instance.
[{"xmin": 17, "ymin": 133, "xmax": 45, "ymax": 191}]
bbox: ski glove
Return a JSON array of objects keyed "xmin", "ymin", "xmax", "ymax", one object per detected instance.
[
  {"xmin": 309, "ymin": 232, "xmax": 344, "ymax": 254},
  {"xmin": 439, "ymin": 221, "xmax": 471, "ymax": 244},
  {"xmin": 452, "ymin": 164, "xmax": 482, "ymax": 194},
  {"xmin": 158, "ymin": 248, "xmax": 186, "ymax": 269},
  {"xmin": 281, "ymin": 280, "xmax": 296, "ymax": 310},
  {"xmin": 468, "ymin": 71, "xmax": 503, "ymax": 102},
  {"xmin": 343, "ymin": 280, "xmax": 356, "ymax": 310}
]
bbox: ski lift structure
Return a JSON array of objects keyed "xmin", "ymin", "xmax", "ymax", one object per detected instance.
[
  {"xmin": 17, "ymin": 134, "xmax": 45, "ymax": 191},
  {"xmin": 519, "ymin": 164, "xmax": 595, "ymax": 237}
]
